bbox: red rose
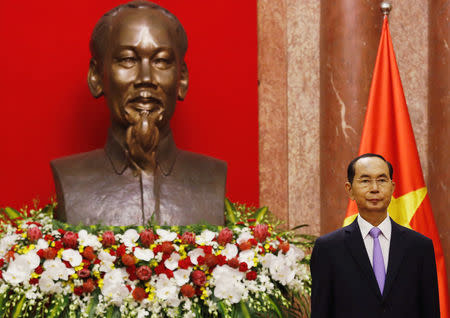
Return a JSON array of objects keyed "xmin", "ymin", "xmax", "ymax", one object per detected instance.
[
  {"xmin": 180, "ymin": 284, "xmax": 195, "ymax": 298},
  {"xmin": 82, "ymin": 279, "xmax": 95, "ymax": 293},
  {"xmin": 27, "ymin": 227, "xmax": 42, "ymax": 242},
  {"xmin": 239, "ymin": 240, "xmax": 252, "ymax": 251},
  {"xmin": 279, "ymin": 241, "xmax": 290, "ymax": 254},
  {"xmin": 191, "ymin": 270, "xmax": 207, "ymax": 286},
  {"xmin": 82, "ymin": 246, "xmax": 96, "ymax": 261},
  {"xmin": 0, "ymin": 258, "xmax": 4, "ymax": 267},
  {"xmin": 204, "ymin": 254, "xmax": 217, "ymax": 268},
  {"xmin": 139, "ymin": 229, "xmax": 156, "ymax": 247},
  {"xmin": 246, "ymin": 271, "xmax": 257, "ymax": 280},
  {"xmin": 35, "ymin": 266, "xmax": 44, "ymax": 275},
  {"xmin": 181, "ymin": 232, "xmax": 196, "ymax": 245},
  {"xmin": 78, "ymin": 268, "xmax": 91, "ymax": 278},
  {"xmin": 161, "ymin": 241, "xmax": 174, "ymax": 254},
  {"xmin": 132, "ymin": 287, "xmax": 147, "ymax": 301},
  {"xmin": 62, "ymin": 231, "xmax": 78, "ymax": 249},
  {"xmin": 227, "ymin": 258, "xmax": 240, "ymax": 269},
  {"xmin": 239, "ymin": 262, "xmax": 248, "ymax": 272},
  {"xmin": 217, "ymin": 227, "xmax": 233, "ymax": 246},
  {"xmin": 74, "ymin": 286, "xmax": 84, "ymax": 296},
  {"xmin": 121, "ymin": 254, "xmax": 135, "ymax": 266},
  {"xmin": 136, "ymin": 265, "xmax": 152, "ymax": 281},
  {"xmin": 254, "ymin": 224, "xmax": 269, "ymax": 242},
  {"xmin": 29, "ymin": 278, "xmax": 39, "ymax": 285},
  {"xmin": 102, "ymin": 231, "xmax": 116, "ymax": 247}
]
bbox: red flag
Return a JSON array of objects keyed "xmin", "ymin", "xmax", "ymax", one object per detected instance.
[{"xmin": 343, "ymin": 16, "xmax": 449, "ymax": 317}]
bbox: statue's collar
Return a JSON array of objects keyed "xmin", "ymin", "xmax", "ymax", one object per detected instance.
[{"xmin": 104, "ymin": 129, "xmax": 178, "ymax": 176}]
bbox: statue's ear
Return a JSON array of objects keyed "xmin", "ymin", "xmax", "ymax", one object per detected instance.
[
  {"xmin": 87, "ymin": 59, "xmax": 103, "ymax": 98},
  {"xmin": 177, "ymin": 62, "xmax": 189, "ymax": 101}
]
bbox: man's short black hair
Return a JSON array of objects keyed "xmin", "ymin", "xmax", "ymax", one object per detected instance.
[{"xmin": 347, "ymin": 153, "xmax": 393, "ymax": 184}]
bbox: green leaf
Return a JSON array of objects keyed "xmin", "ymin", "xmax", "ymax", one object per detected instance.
[
  {"xmin": 0, "ymin": 290, "xmax": 10, "ymax": 317},
  {"xmin": 254, "ymin": 206, "xmax": 268, "ymax": 224},
  {"xmin": 225, "ymin": 199, "xmax": 237, "ymax": 224},
  {"xmin": 85, "ymin": 291, "xmax": 100, "ymax": 318},
  {"xmin": 11, "ymin": 294, "xmax": 26, "ymax": 318},
  {"xmin": 4, "ymin": 207, "xmax": 21, "ymax": 219},
  {"xmin": 267, "ymin": 296, "xmax": 283, "ymax": 318},
  {"xmin": 47, "ymin": 295, "xmax": 69, "ymax": 318},
  {"xmin": 105, "ymin": 306, "xmax": 121, "ymax": 318},
  {"xmin": 239, "ymin": 301, "xmax": 251, "ymax": 318}
]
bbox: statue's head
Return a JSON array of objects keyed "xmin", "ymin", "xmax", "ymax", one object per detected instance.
[{"xmin": 87, "ymin": 1, "xmax": 189, "ymax": 169}]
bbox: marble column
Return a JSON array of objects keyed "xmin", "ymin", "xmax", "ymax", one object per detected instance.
[
  {"xmin": 320, "ymin": 0, "xmax": 381, "ymax": 234},
  {"xmin": 428, "ymin": 0, "xmax": 450, "ymax": 290}
]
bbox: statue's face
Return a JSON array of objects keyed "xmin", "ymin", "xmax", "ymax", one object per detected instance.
[{"xmin": 101, "ymin": 8, "xmax": 184, "ymax": 135}]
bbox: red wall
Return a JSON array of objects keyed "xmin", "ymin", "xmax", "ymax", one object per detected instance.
[{"xmin": 0, "ymin": 1, "xmax": 258, "ymax": 210}]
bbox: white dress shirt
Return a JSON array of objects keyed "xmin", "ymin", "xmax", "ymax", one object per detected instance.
[{"xmin": 357, "ymin": 214, "xmax": 391, "ymax": 271}]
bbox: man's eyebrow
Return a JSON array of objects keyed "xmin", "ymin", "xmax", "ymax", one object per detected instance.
[{"xmin": 357, "ymin": 173, "xmax": 389, "ymax": 179}]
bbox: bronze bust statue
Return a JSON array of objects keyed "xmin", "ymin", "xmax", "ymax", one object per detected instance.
[{"xmin": 51, "ymin": 1, "xmax": 227, "ymax": 226}]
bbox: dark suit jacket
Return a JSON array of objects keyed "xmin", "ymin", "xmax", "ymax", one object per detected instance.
[{"xmin": 310, "ymin": 218, "xmax": 440, "ymax": 318}]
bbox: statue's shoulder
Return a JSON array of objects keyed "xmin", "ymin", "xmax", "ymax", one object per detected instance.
[
  {"xmin": 50, "ymin": 149, "xmax": 108, "ymax": 177},
  {"xmin": 175, "ymin": 149, "xmax": 227, "ymax": 178}
]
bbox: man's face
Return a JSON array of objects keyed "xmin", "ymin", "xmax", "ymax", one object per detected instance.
[
  {"xmin": 345, "ymin": 157, "xmax": 395, "ymax": 216},
  {"xmin": 101, "ymin": 8, "xmax": 185, "ymax": 136}
]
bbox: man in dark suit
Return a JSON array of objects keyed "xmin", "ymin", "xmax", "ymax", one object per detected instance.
[{"xmin": 310, "ymin": 153, "xmax": 440, "ymax": 318}]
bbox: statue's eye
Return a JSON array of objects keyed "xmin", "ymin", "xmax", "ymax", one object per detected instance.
[
  {"xmin": 153, "ymin": 58, "xmax": 171, "ymax": 69},
  {"xmin": 117, "ymin": 57, "xmax": 137, "ymax": 68}
]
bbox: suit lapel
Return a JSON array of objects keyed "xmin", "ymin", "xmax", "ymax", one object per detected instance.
[
  {"xmin": 382, "ymin": 219, "xmax": 407, "ymax": 300},
  {"xmin": 344, "ymin": 220, "xmax": 382, "ymax": 300}
]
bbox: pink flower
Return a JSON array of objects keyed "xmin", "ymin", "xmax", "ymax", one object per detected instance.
[
  {"xmin": 102, "ymin": 231, "xmax": 115, "ymax": 247},
  {"xmin": 27, "ymin": 227, "xmax": 42, "ymax": 242},
  {"xmin": 78, "ymin": 268, "xmax": 91, "ymax": 278},
  {"xmin": 254, "ymin": 224, "xmax": 270, "ymax": 242},
  {"xmin": 191, "ymin": 270, "xmax": 207, "ymax": 286},
  {"xmin": 217, "ymin": 228, "xmax": 233, "ymax": 246},
  {"xmin": 181, "ymin": 232, "xmax": 196, "ymax": 245},
  {"xmin": 139, "ymin": 229, "xmax": 156, "ymax": 247},
  {"xmin": 62, "ymin": 232, "xmax": 78, "ymax": 249},
  {"xmin": 136, "ymin": 265, "xmax": 152, "ymax": 281}
]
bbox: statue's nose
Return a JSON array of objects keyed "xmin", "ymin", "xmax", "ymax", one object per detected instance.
[{"xmin": 136, "ymin": 58, "xmax": 153, "ymax": 86}]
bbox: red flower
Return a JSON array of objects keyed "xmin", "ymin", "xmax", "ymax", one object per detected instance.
[
  {"xmin": 35, "ymin": 266, "xmax": 44, "ymax": 274},
  {"xmin": 239, "ymin": 262, "xmax": 248, "ymax": 272},
  {"xmin": 178, "ymin": 257, "xmax": 192, "ymax": 269},
  {"xmin": 197, "ymin": 256, "xmax": 205, "ymax": 266},
  {"xmin": 164, "ymin": 269, "xmax": 174, "ymax": 279},
  {"xmin": 62, "ymin": 231, "xmax": 78, "ymax": 249},
  {"xmin": 132, "ymin": 287, "xmax": 147, "ymax": 301},
  {"xmin": 74, "ymin": 286, "xmax": 84, "ymax": 296},
  {"xmin": 82, "ymin": 246, "xmax": 96, "ymax": 261},
  {"xmin": 44, "ymin": 234, "xmax": 54, "ymax": 241},
  {"xmin": 227, "ymin": 258, "xmax": 240, "ymax": 269},
  {"xmin": 204, "ymin": 254, "xmax": 217, "ymax": 268},
  {"xmin": 54, "ymin": 241, "xmax": 63, "ymax": 250},
  {"xmin": 139, "ymin": 229, "xmax": 156, "ymax": 247},
  {"xmin": 254, "ymin": 224, "xmax": 270, "ymax": 242},
  {"xmin": 180, "ymin": 284, "xmax": 195, "ymax": 298},
  {"xmin": 29, "ymin": 278, "xmax": 39, "ymax": 285},
  {"xmin": 82, "ymin": 279, "xmax": 95, "ymax": 293},
  {"xmin": 116, "ymin": 244, "xmax": 126, "ymax": 257},
  {"xmin": 217, "ymin": 255, "xmax": 227, "ymax": 266},
  {"xmin": 181, "ymin": 232, "xmax": 196, "ymax": 245},
  {"xmin": 161, "ymin": 241, "xmax": 174, "ymax": 254},
  {"xmin": 102, "ymin": 231, "xmax": 116, "ymax": 247},
  {"xmin": 279, "ymin": 241, "xmax": 290, "ymax": 254},
  {"xmin": 239, "ymin": 240, "xmax": 252, "ymax": 251},
  {"xmin": 27, "ymin": 227, "xmax": 42, "ymax": 242},
  {"xmin": 44, "ymin": 248, "xmax": 57, "ymax": 260},
  {"xmin": 63, "ymin": 260, "xmax": 72, "ymax": 268},
  {"xmin": 246, "ymin": 271, "xmax": 257, "ymax": 280},
  {"xmin": 0, "ymin": 258, "xmax": 4, "ymax": 267},
  {"xmin": 154, "ymin": 264, "xmax": 166, "ymax": 275},
  {"xmin": 121, "ymin": 254, "xmax": 135, "ymax": 266},
  {"xmin": 5, "ymin": 250, "xmax": 15, "ymax": 262},
  {"xmin": 199, "ymin": 245, "xmax": 213, "ymax": 254},
  {"xmin": 57, "ymin": 229, "xmax": 66, "ymax": 235},
  {"xmin": 191, "ymin": 270, "xmax": 206, "ymax": 286},
  {"xmin": 217, "ymin": 228, "xmax": 233, "ymax": 246},
  {"xmin": 126, "ymin": 264, "xmax": 137, "ymax": 281},
  {"xmin": 136, "ymin": 265, "xmax": 152, "ymax": 281},
  {"xmin": 78, "ymin": 268, "xmax": 91, "ymax": 278}
]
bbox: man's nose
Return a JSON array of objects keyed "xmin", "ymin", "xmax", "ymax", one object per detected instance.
[
  {"xmin": 135, "ymin": 58, "xmax": 154, "ymax": 86},
  {"xmin": 369, "ymin": 181, "xmax": 380, "ymax": 192}
]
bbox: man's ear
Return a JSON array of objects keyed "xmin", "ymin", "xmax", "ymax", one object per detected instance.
[
  {"xmin": 87, "ymin": 59, "xmax": 103, "ymax": 98},
  {"xmin": 345, "ymin": 182, "xmax": 354, "ymax": 200},
  {"xmin": 177, "ymin": 62, "xmax": 189, "ymax": 101}
]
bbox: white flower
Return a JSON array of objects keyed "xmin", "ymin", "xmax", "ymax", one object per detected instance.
[
  {"xmin": 62, "ymin": 249, "xmax": 82, "ymax": 267},
  {"xmin": 155, "ymin": 275, "xmax": 180, "ymax": 306},
  {"xmin": 221, "ymin": 243, "xmax": 238, "ymax": 260},
  {"xmin": 134, "ymin": 248, "xmax": 154, "ymax": 261},
  {"xmin": 164, "ymin": 252, "xmax": 180, "ymax": 271},
  {"xmin": 101, "ymin": 268, "xmax": 129, "ymax": 305},
  {"xmin": 187, "ymin": 248, "xmax": 205, "ymax": 265},
  {"xmin": 237, "ymin": 230, "xmax": 253, "ymax": 244},
  {"xmin": 238, "ymin": 249, "xmax": 255, "ymax": 268},
  {"xmin": 212, "ymin": 265, "xmax": 245, "ymax": 303},
  {"xmin": 39, "ymin": 272, "xmax": 63, "ymax": 293},
  {"xmin": 3, "ymin": 252, "xmax": 40, "ymax": 285},
  {"xmin": 122, "ymin": 229, "xmax": 139, "ymax": 247},
  {"xmin": 0, "ymin": 234, "xmax": 19, "ymax": 255},
  {"xmin": 43, "ymin": 258, "xmax": 74, "ymax": 281},
  {"xmin": 156, "ymin": 229, "xmax": 177, "ymax": 242},
  {"xmin": 173, "ymin": 269, "xmax": 192, "ymax": 286},
  {"xmin": 195, "ymin": 230, "xmax": 216, "ymax": 245},
  {"xmin": 98, "ymin": 250, "xmax": 116, "ymax": 273},
  {"xmin": 137, "ymin": 308, "xmax": 149, "ymax": 318},
  {"xmin": 36, "ymin": 239, "xmax": 49, "ymax": 250},
  {"xmin": 77, "ymin": 230, "xmax": 102, "ymax": 249}
]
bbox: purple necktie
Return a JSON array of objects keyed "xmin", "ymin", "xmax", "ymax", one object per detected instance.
[{"xmin": 369, "ymin": 227, "xmax": 385, "ymax": 294}]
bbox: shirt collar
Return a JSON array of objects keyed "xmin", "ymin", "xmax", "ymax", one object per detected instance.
[
  {"xmin": 104, "ymin": 129, "xmax": 178, "ymax": 176},
  {"xmin": 357, "ymin": 213, "xmax": 392, "ymax": 240}
]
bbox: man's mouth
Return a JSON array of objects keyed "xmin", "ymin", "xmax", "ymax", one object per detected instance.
[{"xmin": 128, "ymin": 95, "xmax": 163, "ymax": 112}]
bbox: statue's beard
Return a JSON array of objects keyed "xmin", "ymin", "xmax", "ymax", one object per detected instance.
[{"xmin": 125, "ymin": 109, "xmax": 163, "ymax": 172}]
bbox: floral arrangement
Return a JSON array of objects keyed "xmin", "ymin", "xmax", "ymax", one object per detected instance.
[{"xmin": 0, "ymin": 200, "xmax": 313, "ymax": 318}]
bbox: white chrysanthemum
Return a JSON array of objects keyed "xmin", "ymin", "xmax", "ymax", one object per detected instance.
[
  {"xmin": 0, "ymin": 234, "xmax": 19, "ymax": 255},
  {"xmin": 134, "ymin": 247, "xmax": 154, "ymax": 262},
  {"xmin": 39, "ymin": 272, "xmax": 63, "ymax": 293},
  {"xmin": 195, "ymin": 230, "xmax": 216, "ymax": 245},
  {"xmin": 164, "ymin": 252, "xmax": 180, "ymax": 271},
  {"xmin": 43, "ymin": 258, "xmax": 74, "ymax": 281},
  {"xmin": 212, "ymin": 265, "xmax": 245, "ymax": 303},
  {"xmin": 122, "ymin": 229, "xmax": 139, "ymax": 247},
  {"xmin": 236, "ymin": 230, "xmax": 253, "ymax": 244},
  {"xmin": 98, "ymin": 250, "xmax": 116, "ymax": 273},
  {"xmin": 187, "ymin": 248, "xmax": 205, "ymax": 265},
  {"xmin": 156, "ymin": 229, "xmax": 177, "ymax": 242},
  {"xmin": 155, "ymin": 275, "xmax": 180, "ymax": 307},
  {"xmin": 173, "ymin": 269, "xmax": 192, "ymax": 286},
  {"xmin": 101, "ymin": 268, "xmax": 129, "ymax": 305},
  {"xmin": 238, "ymin": 249, "xmax": 255, "ymax": 268},
  {"xmin": 77, "ymin": 230, "xmax": 102, "ymax": 249},
  {"xmin": 36, "ymin": 238, "xmax": 49, "ymax": 250},
  {"xmin": 221, "ymin": 243, "xmax": 238, "ymax": 260},
  {"xmin": 62, "ymin": 249, "xmax": 82, "ymax": 267}
]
